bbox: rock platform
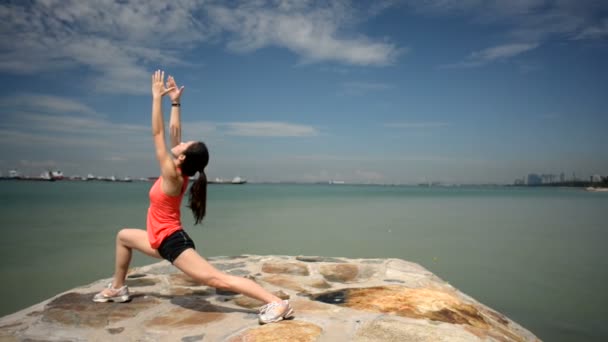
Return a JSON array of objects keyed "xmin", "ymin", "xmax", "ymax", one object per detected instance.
[{"xmin": 0, "ymin": 255, "xmax": 540, "ymax": 341}]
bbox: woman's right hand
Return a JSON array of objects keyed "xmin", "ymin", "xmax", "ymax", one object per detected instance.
[{"xmin": 151, "ymin": 70, "xmax": 174, "ymax": 98}]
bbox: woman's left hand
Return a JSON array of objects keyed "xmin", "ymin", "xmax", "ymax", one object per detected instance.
[
  {"xmin": 151, "ymin": 70, "xmax": 174, "ymax": 98},
  {"xmin": 166, "ymin": 76, "xmax": 185, "ymax": 103}
]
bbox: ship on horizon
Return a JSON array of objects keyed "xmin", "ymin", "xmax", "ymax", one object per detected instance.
[{"xmin": 209, "ymin": 176, "xmax": 247, "ymax": 184}]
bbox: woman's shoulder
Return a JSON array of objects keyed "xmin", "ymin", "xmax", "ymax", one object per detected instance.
[{"xmin": 159, "ymin": 175, "xmax": 187, "ymax": 196}]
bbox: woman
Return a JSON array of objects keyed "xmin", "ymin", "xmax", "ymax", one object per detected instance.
[{"xmin": 93, "ymin": 70, "xmax": 294, "ymax": 324}]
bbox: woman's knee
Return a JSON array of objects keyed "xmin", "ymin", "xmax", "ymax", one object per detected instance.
[
  {"xmin": 116, "ymin": 228, "xmax": 145, "ymax": 247},
  {"xmin": 116, "ymin": 228, "xmax": 130, "ymax": 243}
]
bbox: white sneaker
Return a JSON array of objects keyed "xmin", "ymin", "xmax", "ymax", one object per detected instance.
[
  {"xmin": 258, "ymin": 300, "xmax": 294, "ymax": 324},
  {"xmin": 93, "ymin": 283, "xmax": 130, "ymax": 303}
]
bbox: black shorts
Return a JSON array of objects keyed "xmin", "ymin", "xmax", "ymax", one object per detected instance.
[{"xmin": 157, "ymin": 230, "xmax": 195, "ymax": 263}]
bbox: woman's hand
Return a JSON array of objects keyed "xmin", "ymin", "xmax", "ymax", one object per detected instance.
[
  {"xmin": 166, "ymin": 75, "xmax": 185, "ymax": 103},
  {"xmin": 151, "ymin": 70, "xmax": 174, "ymax": 98}
]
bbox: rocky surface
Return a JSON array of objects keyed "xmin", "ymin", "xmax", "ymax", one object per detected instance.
[{"xmin": 0, "ymin": 255, "xmax": 540, "ymax": 341}]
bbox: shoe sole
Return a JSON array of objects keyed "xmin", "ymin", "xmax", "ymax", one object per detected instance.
[{"xmin": 92, "ymin": 295, "xmax": 130, "ymax": 303}]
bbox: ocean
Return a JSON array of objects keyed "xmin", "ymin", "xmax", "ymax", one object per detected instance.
[{"xmin": 0, "ymin": 180, "xmax": 606, "ymax": 341}]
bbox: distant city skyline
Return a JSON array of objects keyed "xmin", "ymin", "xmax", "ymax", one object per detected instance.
[{"xmin": 1, "ymin": 1, "xmax": 607, "ymax": 184}]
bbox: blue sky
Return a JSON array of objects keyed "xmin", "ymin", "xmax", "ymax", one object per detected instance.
[{"xmin": 0, "ymin": 0, "xmax": 607, "ymax": 184}]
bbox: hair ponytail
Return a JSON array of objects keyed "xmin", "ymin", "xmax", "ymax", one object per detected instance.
[
  {"xmin": 181, "ymin": 141, "xmax": 209, "ymax": 225},
  {"xmin": 188, "ymin": 171, "xmax": 207, "ymax": 225}
]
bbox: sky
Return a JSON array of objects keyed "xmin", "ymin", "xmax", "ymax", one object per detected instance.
[{"xmin": 0, "ymin": 0, "xmax": 607, "ymax": 184}]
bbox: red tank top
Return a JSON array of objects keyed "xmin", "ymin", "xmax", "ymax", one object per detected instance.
[{"xmin": 146, "ymin": 176, "xmax": 189, "ymax": 248}]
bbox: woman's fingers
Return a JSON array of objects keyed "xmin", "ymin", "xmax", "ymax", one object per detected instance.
[
  {"xmin": 161, "ymin": 87, "xmax": 176, "ymax": 96},
  {"xmin": 153, "ymin": 69, "xmax": 166, "ymax": 82},
  {"xmin": 152, "ymin": 70, "xmax": 176, "ymax": 97}
]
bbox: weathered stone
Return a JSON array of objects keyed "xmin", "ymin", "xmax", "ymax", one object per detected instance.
[
  {"xmin": 42, "ymin": 292, "xmax": 159, "ymax": 328},
  {"xmin": 216, "ymin": 288, "xmax": 239, "ymax": 296},
  {"xmin": 127, "ymin": 273, "xmax": 147, "ymax": 279},
  {"xmin": 233, "ymin": 290, "xmax": 290, "ymax": 309},
  {"xmin": 0, "ymin": 322, "xmax": 22, "ymax": 329},
  {"xmin": 296, "ymin": 256, "xmax": 345, "ymax": 263},
  {"xmin": 144, "ymin": 299, "xmax": 224, "ymax": 328},
  {"xmin": 0, "ymin": 333, "xmax": 18, "ymax": 342},
  {"xmin": 208, "ymin": 255, "xmax": 248, "ymax": 261},
  {"xmin": 262, "ymin": 275, "xmax": 307, "ymax": 292},
  {"xmin": 296, "ymin": 255, "xmax": 323, "ymax": 262},
  {"xmin": 145, "ymin": 263, "xmax": 179, "ymax": 275},
  {"xmin": 228, "ymin": 320, "xmax": 323, "ymax": 342},
  {"xmin": 0, "ymin": 255, "xmax": 539, "ymax": 342},
  {"xmin": 211, "ymin": 262, "xmax": 247, "ymax": 271},
  {"xmin": 226, "ymin": 269, "xmax": 251, "ymax": 276},
  {"xmin": 127, "ymin": 278, "xmax": 158, "ymax": 287},
  {"xmin": 319, "ymin": 264, "xmax": 359, "ymax": 282},
  {"xmin": 182, "ymin": 333, "xmax": 205, "ymax": 341},
  {"xmin": 385, "ymin": 259, "xmax": 431, "ymax": 277},
  {"xmin": 354, "ymin": 317, "xmax": 480, "ymax": 342},
  {"xmin": 308, "ymin": 278, "xmax": 332, "ymax": 289},
  {"xmin": 107, "ymin": 327, "xmax": 125, "ymax": 334},
  {"xmin": 316, "ymin": 286, "xmax": 488, "ymax": 326},
  {"xmin": 170, "ymin": 273, "xmax": 200, "ymax": 287},
  {"xmin": 290, "ymin": 298, "xmax": 334, "ymax": 312},
  {"xmin": 262, "ymin": 262, "xmax": 310, "ymax": 276},
  {"xmin": 0, "ymin": 322, "xmax": 21, "ymax": 342},
  {"xmin": 383, "ymin": 279, "xmax": 405, "ymax": 283},
  {"xmin": 171, "ymin": 287, "xmax": 213, "ymax": 297},
  {"xmin": 233, "ymin": 296, "xmax": 263, "ymax": 309}
]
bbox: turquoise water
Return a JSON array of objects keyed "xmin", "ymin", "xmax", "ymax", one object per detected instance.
[{"xmin": 1, "ymin": 181, "xmax": 607, "ymax": 341}]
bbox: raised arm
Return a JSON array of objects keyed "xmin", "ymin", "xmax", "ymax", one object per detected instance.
[
  {"xmin": 166, "ymin": 75, "xmax": 185, "ymax": 148},
  {"xmin": 151, "ymin": 70, "xmax": 178, "ymax": 181}
]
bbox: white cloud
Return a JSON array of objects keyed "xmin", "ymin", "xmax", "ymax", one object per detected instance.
[
  {"xmin": 0, "ymin": 93, "xmax": 319, "ymax": 141},
  {"xmin": 0, "ymin": 93, "xmax": 151, "ymax": 151},
  {"xmin": 0, "ymin": 128, "xmax": 112, "ymax": 147},
  {"xmin": 0, "ymin": 1, "xmax": 402, "ymax": 94},
  {"xmin": 0, "ymin": 94, "xmax": 97, "ymax": 116},
  {"xmin": 442, "ymin": 42, "xmax": 539, "ymax": 68},
  {"xmin": 17, "ymin": 159, "xmax": 79, "ymax": 168},
  {"xmin": 574, "ymin": 19, "xmax": 608, "ymax": 40},
  {"xmin": 0, "ymin": 1, "xmax": 204, "ymax": 94},
  {"xmin": 207, "ymin": 2, "xmax": 402, "ymax": 66},
  {"xmin": 223, "ymin": 122, "xmax": 318, "ymax": 137},
  {"xmin": 399, "ymin": 1, "xmax": 608, "ymax": 67},
  {"xmin": 402, "ymin": 0, "xmax": 605, "ymax": 37},
  {"xmin": 470, "ymin": 43, "xmax": 539, "ymax": 62}
]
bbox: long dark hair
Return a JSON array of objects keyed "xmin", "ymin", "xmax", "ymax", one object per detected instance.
[{"xmin": 180, "ymin": 142, "xmax": 209, "ymax": 225}]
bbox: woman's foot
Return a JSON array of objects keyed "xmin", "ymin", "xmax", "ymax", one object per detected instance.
[
  {"xmin": 258, "ymin": 300, "xmax": 294, "ymax": 324},
  {"xmin": 93, "ymin": 283, "xmax": 130, "ymax": 303}
]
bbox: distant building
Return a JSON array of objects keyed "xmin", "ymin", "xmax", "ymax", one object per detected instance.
[
  {"xmin": 527, "ymin": 173, "xmax": 542, "ymax": 185},
  {"xmin": 591, "ymin": 174, "xmax": 602, "ymax": 183},
  {"xmin": 560, "ymin": 172, "xmax": 565, "ymax": 183},
  {"xmin": 541, "ymin": 174, "xmax": 556, "ymax": 184}
]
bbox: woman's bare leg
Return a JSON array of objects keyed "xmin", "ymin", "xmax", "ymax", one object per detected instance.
[
  {"xmin": 111, "ymin": 228, "xmax": 162, "ymax": 288},
  {"xmin": 173, "ymin": 249, "xmax": 282, "ymax": 304}
]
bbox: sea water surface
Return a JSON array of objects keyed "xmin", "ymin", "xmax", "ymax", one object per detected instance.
[{"xmin": 0, "ymin": 181, "xmax": 607, "ymax": 341}]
